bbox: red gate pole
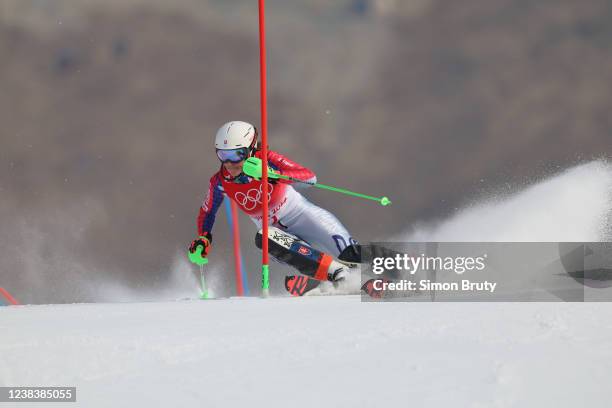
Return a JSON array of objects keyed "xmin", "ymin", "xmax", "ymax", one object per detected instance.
[
  {"xmin": 258, "ymin": 0, "xmax": 270, "ymax": 297},
  {"xmin": 0, "ymin": 287, "xmax": 20, "ymax": 305}
]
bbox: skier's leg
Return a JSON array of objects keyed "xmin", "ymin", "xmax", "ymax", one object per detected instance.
[
  {"xmin": 251, "ymin": 196, "xmax": 359, "ymax": 282},
  {"xmin": 255, "ymin": 226, "xmax": 347, "ymax": 282},
  {"xmin": 279, "ymin": 198, "xmax": 357, "ymax": 258}
]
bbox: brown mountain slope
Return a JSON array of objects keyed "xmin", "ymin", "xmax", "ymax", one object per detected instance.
[{"xmin": 1, "ymin": 0, "xmax": 611, "ymax": 301}]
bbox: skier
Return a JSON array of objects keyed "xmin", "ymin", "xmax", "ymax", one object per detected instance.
[{"xmin": 188, "ymin": 120, "xmax": 359, "ymax": 282}]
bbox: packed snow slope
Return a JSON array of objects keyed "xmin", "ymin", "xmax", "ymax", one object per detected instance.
[{"xmin": 2, "ymin": 297, "xmax": 612, "ymax": 408}]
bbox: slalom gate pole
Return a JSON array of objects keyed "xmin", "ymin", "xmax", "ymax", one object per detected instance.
[
  {"xmin": 224, "ymin": 199, "xmax": 248, "ymax": 296},
  {"xmin": 0, "ymin": 287, "xmax": 20, "ymax": 305},
  {"xmin": 258, "ymin": 0, "xmax": 270, "ymax": 297},
  {"xmin": 230, "ymin": 200, "xmax": 249, "ymax": 296}
]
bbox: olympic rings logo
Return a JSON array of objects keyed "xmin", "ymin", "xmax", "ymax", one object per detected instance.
[{"xmin": 234, "ymin": 184, "xmax": 274, "ymax": 211}]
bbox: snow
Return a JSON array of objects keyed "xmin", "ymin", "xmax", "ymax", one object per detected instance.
[
  {"xmin": 2, "ymin": 160, "xmax": 612, "ymax": 407},
  {"xmin": 402, "ymin": 160, "xmax": 612, "ymax": 242},
  {"xmin": 2, "ymin": 297, "xmax": 612, "ymax": 407}
]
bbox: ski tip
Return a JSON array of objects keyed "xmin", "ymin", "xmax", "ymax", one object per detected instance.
[
  {"xmin": 361, "ymin": 278, "xmax": 388, "ymax": 299},
  {"xmin": 285, "ymin": 275, "xmax": 320, "ymax": 297}
]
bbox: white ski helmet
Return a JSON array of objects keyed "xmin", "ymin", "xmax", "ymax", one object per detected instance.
[
  {"xmin": 214, "ymin": 121, "xmax": 258, "ymax": 163},
  {"xmin": 215, "ymin": 121, "xmax": 257, "ymax": 149}
]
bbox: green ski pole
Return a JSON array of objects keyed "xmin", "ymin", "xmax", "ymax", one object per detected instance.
[
  {"xmin": 279, "ymin": 173, "xmax": 391, "ymax": 206},
  {"xmin": 199, "ymin": 264, "xmax": 209, "ymax": 300},
  {"xmin": 243, "ymin": 157, "xmax": 392, "ymax": 206},
  {"xmin": 187, "ymin": 245, "xmax": 209, "ymax": 299}
]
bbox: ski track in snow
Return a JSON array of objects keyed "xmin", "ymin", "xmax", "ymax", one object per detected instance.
[
  {"xmin": 2, "ymin": 160, "xmax": 612, "ymax": 407},
  {"xmin": 2, "ymin": 298, "xmax": 612, "ymax": 407}
]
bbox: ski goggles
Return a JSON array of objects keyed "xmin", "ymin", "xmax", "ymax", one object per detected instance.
[{"xmin": 216, "ymin": 147, "xmax": 250, "ymax": 163}]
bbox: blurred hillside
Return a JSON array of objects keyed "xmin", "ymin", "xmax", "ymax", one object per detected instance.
[{"xmin": 1, "ymin": 0, "xmax": 611, "ymax": 302}]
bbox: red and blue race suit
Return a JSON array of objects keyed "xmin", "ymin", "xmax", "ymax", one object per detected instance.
[{"xmin": 197, "ymin": 150, "xmax": 356, "ymax": 257}]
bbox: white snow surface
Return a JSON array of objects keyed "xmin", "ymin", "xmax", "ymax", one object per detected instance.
[
  {"xmin": 2, "ymin": 297, "xmax": 612, "ymax": 408},
  {"xmin": 2, "ymin": 160, "xmax": 612, "ymax": 407}
]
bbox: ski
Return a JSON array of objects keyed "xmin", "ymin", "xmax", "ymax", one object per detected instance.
[
  {"xmin": 361, "ymin": 279, "xmax": 383, "ymax": 298},
  {"xmin": 284, "ymin": 275, "xmax": 321, "ymax": 296}
]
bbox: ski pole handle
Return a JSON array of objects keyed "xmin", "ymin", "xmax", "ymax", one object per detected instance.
[{"xmin": 188, "ymin": 245, "xmax": 209, "ymax": 266}]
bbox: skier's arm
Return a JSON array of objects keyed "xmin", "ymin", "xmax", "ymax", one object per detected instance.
[
  {"xmin": 267, "ymin": 151, "xmax": 317, "ymax": 185},
  {"xmin": 196, "ymin": 173, "xmax": 224, "ymax": 243}
]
